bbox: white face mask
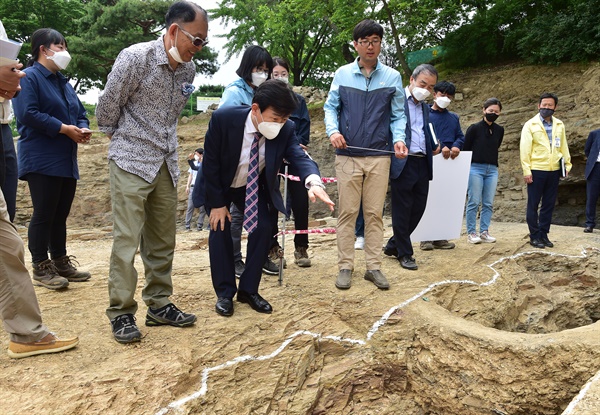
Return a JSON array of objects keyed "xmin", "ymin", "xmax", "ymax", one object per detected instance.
[
  {"xmin": 251, "ymin": 72, "xmax": 268, "ymax": 87},
  {"xmin": 168, "ymin": 29, "xmax": 185, "ymax": 64},
  {"xmin": 435, "ymin": 96, "xmax": 452, "ymax": 109},
  {"xmin": 255, "ymin": 110, "xmax": 284, "ymax": 140},
  {"xmin": 412, "ymin": 87, "xmax": 430, "ymax": 102},
  {"xmin": 46, "ymin": 49, "xmax": 72, "ymax": 70},
  {"xmin": 274, "ymin": 76, "xmax": 289, "ymax": 84},
  {"xmin": 194, "ymin": 154, "xmax": 200, "ymax": 161}
]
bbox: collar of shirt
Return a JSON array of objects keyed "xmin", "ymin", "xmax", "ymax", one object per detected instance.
[
  {"xmin": 405, "ymin": 86, "xmax": 427, "ymax": 154},
  {"xmin": 231, "ymin": 111, "xmax": 267, "ymax": 188}
]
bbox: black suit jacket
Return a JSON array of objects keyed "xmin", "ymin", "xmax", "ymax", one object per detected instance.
[
  {"xmin": 585, "ymin": 129, "xmax": 600, "ymax": 179},
  {"xmin": 390, "ymin": 92, "xmax": 436, "ymax": 180},
  {"xmin": 203, "ymin": 106, "xmax": 320, "ymax": 214}
]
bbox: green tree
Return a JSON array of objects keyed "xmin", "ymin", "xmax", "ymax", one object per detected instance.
[
  {"xmin": 0, "ymin": 0, "xmax": 219, "ymax": 92},
  {"xmin": 211, "ymin": 0, "xmax": 367, "ymax": 88}
]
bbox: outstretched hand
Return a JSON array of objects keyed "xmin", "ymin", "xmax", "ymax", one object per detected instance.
[{"xmin": 308, "ymin": 186, "xmax": 335, "ymax": 211}]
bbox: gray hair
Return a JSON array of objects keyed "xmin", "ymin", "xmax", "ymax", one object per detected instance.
[{"xmin": 412, "ymin": 64, "xmax": 438, "ymax": 80}]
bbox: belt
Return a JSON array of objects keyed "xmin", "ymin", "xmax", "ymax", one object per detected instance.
[{"xmin": 409, "ymin": 153, "xmax": 426, "ymax": 158}]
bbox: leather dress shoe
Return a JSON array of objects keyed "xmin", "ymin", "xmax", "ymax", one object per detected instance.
[
  {"xmin": 383, "ymin": 245, "xmax": 397, "ymax": 257},
  {"xmin": 540, "ymin": 235, "xmax": 554, "ymax": 248},
  {"xmin": 400, "ymin": 256, "xmax": 418, "ymax": 270},
  {"xmin": 215, "ymin": 297, "xmax": 234, "ymax": 317},
  {"xmin": 237, "ymin": 290, "xmax": 273, "ymax": 314},
  {"xmin": 584, "ymin": 227, "xmax": 593, "ymax": 233},
  {"xmin": 529, "ymin": 239, "xmax": 545, "ymax": 249}
]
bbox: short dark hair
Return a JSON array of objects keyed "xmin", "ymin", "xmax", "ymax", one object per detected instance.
[
  {"xmin": 195, "ymin": 147, "xmax": 204, "ymax": 154},
  {"xmin": 539, "ymin": 92, "xmax": 558, "ymax": 106},
  {"xmin": 483, "ymin": 97, "xmax": 502, "ymax": 110},
  {"xmin": 236, "ymin": 45, "xmax": 273, "ymax": 86},
  {"xmin": 412, "ymin": 63, "xmax": 438, "ymax": 80},
  {"xmin": 28, "ymin": 28, "xmax": 67, "ymax": 67},
  {"xmin": 165, "ymin": 1, "xmax": 207, "ymax": 26},
  {"xmin": 434, "ymin": 81, "xmax": 456, "ymax": 96},
  {"xmin": 353, "ymin": 19, "xmax": 384, "ymax": 41},
  {"xmin": 253, "ymin": 80, "xmax": 298, "ymax": 116}
]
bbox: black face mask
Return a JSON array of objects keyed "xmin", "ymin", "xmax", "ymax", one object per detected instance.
[
  {"xmin": 484, "ymin": 112, "xmax": 499, "ymax": 123},
  {"xmin": 539, "ymin": 108, "xmax": 555, "ymax": 119}
]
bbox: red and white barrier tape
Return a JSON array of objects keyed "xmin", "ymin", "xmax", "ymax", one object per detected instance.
[
  {"xmin": 278, "ymin": 173, "xmax": 337, "ymax": 183},
  {"xmin": 274, "ymin": 227, "xmax": 336, "ymax": 237}
]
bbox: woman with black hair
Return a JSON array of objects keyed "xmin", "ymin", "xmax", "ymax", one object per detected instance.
[
  {"xmin": 12, "ymin": 28, "xmax": 92, "ymax": 290},
  {"xmin": 271, "ymin": 56, "xmax": 312, "ymax": 267},
  {"xmin": 219, "ymin": 45, "xmax": 273, "ymax": 108}
]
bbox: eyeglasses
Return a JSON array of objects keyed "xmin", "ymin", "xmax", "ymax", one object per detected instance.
[
  {"xmin": 177, "ymin": 25, "xmax": 209, "ymax": 47},
  {"xmin": 253, "ymin": 67, "xmax": 270, "ymax": 76},
  {"xmin": 357, "ymin": 39, "xmax": 381, "ymax": 47}
]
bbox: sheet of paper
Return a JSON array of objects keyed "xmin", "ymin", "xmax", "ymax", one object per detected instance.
[{"xmin": 410, "ymin": 151, "xmax": 472, "ymax": 242}]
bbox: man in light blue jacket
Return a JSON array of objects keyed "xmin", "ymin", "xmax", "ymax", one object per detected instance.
[{"xmin": 324, "ymin": 19, "xmax": 407, "ymax": 290}]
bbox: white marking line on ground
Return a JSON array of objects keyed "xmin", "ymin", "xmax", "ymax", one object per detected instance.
[
  {"xmin": 562, "ymin": 369, "xmax": 600, "ymax": 415},
  {"xmin": 156, "ymin": 247, "xmax": 599, "ymax": 415}
]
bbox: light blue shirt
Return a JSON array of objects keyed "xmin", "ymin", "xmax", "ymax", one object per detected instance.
[
  {"xmin": 219, "ymin": 77, "xmax": 254, "ymax": 108},
  {"xmin": 406, "ymin": 86, "xmax": 426, "ymax": 154},
  {"xmin": 540, "ymin": 114, "xmax": 553, "ymax": 144}
]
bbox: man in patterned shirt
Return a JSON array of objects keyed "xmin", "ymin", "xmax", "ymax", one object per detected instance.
[{"xmin": 97, "ymin": 1, "xmax": 208, "ymax": 343}]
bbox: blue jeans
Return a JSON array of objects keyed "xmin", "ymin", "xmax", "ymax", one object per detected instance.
[{"xmin": 466, "ymin": 163, "xmax": 498, "ymax": 234}]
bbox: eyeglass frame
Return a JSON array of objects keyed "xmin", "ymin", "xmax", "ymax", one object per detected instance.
[
  {"xmin": 176, "ymin": 24, "xmax": 209, "ymax": 47},
  {"xmin": 356, "ymin": 39, "xmax": 381, "ymax": 48},
  {"xmin": 252, "ymin": 66, "xmax": 270, "ymax": 76}
]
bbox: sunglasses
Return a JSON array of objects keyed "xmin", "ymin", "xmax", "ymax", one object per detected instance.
[{"xmin": 177, "ymin": 25, "xmax": 209, "ymax": 47}]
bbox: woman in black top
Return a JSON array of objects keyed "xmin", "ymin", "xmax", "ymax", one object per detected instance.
[{"xmin": 463, "ymin": 98, "xmax": 504, "ymax": 244}]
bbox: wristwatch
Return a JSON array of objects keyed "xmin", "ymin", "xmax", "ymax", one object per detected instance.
[{"xmin": 309, "ymin": 180, "xmax": 325, "ymax": 189}]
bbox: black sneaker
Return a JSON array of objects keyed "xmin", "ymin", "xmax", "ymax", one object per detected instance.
[
  {"xmin": 111, "ymin": 314, "xmax": 141, "ymax": 344},
  {"xmin": 145, "ymin": 303, "xmax": 197, "ymax": 327},
  {"xmin": 262, "ymin": 257, "xmax": 279, "ymax": 275},
  {"xmin": 234, "ymin": 259, "xmax": 245, "ymax": 278}
]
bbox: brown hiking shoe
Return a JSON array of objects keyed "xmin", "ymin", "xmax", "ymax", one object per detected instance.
[
  {"xmin": 8, "ymin": 332, "xmax": 79, "ymax": 359},
  {"xmin": 32, "ymin": 259, "xmax": 69, "ymax": 290},
  {"xmin": 293, "ymin": 247, "xmax": 311, "ymax": 267},
  {"xmin": 53, "ymin": 255, "xmax": 91, "ymax": 282}
]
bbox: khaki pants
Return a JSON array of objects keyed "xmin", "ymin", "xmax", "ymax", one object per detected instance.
[
  {"xmin": 0, "ymin": 190, "xmax": 49, "ymax": 342},
  {"xmin": 335, "ymin": 155, "xmax": 390, "ymax": 271},
  {"xmin": 106, "ymin": 161, "xmax": 177, "ymax": 320}
]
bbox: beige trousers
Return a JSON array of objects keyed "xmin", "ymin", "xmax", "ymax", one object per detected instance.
[
  {"xmin": 0, "ymin": 190, "xmax": 49, "ymax": 342},
  {"xmin": 335, "ymin": 155, "xmax": 390, "ymax": 271}
]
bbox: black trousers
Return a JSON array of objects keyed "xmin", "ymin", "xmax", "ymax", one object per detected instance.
[
  {"xmin": 286, "ymin": 165, "xmax": 309, "ymax": 248},
  {"xmin": 386, "ymin": 156, "xmax": 430, "ymax": 258},
  {"xmin": 585, "ymin": 163, "xmax": 600, "ymax": 229},
  {"xmin": 25, "ymin": 173, "xmax": 77, "ymax": 263},
  {"xmin": 526, "ymin": 169, "xmax": 560, "ymax": 240},
  {"xmin": 208, "ymin": 177, "xmax": 278, "ymax": 299},
  {"xmin": 0, "ymin": 124, "xmax": 18, "ymax": 222}
]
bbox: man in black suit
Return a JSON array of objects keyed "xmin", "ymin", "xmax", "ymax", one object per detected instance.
[
  {"xmin": 584, "ymin": 129, "xmax": 600, "ymax": 233},
  {"xmin": 384, "ymin": 64, "xmax": 440, "ymax": 270},
  {"xmin": 203, "ymin": 80, "xmax": 334, "ymax": 317}
]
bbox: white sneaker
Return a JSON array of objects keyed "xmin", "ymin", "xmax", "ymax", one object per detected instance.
[
  {"xmin": 354, "ymin": 236, "xmax": 365, "ymax": 250},
  {"xmin": 467, "ymin": 233, "xmax": 482, "ymax": 244},
  {"xmin": 480, "ymin": 231, "xmax": 496, "ymax": 243}
]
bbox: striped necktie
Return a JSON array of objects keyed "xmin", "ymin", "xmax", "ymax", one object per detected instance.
[{"xmin": 243, "ymin": 132, "xmax": 261, "ymax": 233}]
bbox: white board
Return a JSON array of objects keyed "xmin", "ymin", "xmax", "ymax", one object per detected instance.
[{"xmin": 410, "ymin": 151, "xmax": 472, "ymax": 242}]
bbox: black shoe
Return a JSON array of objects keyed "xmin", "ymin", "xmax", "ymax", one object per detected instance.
[
  {"xmin": 262, "ymin": 257, "xmax": 279, "ymax": 275},
  {"xmin": 215, "ymin": 297, "xmax": 234, "ymax": 317},
  {"xmin": 237, "ymin": 290, "xmax": 273, "ymax": 314},
  {"xmin": 111, "ymin": 314, "xmax": 141, "ymax": 344},
  {"xmin": 234, "ymin": 259, "xmax": 245, "ymax": 278},
  {"xmin": 146, "ymin": 303, "xmax": 197, "ymax": 327},
  {"xmin": 400, "ymin": 256, "xmax": 418, "ymax": 270},
  {"xmin": 383, "ymin": 245, "xmax": 397, "ymax": 257},
  {"xmin": 540, "ymin": 235, "xmax": 554, "ymax": 248},
  {"xmin": 584, "ymin": 227, "xmax": 593, "ymax": 233},
  {"xmin": 530, "ymin": 239, "xmax": 546, "ymax": 249}
]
